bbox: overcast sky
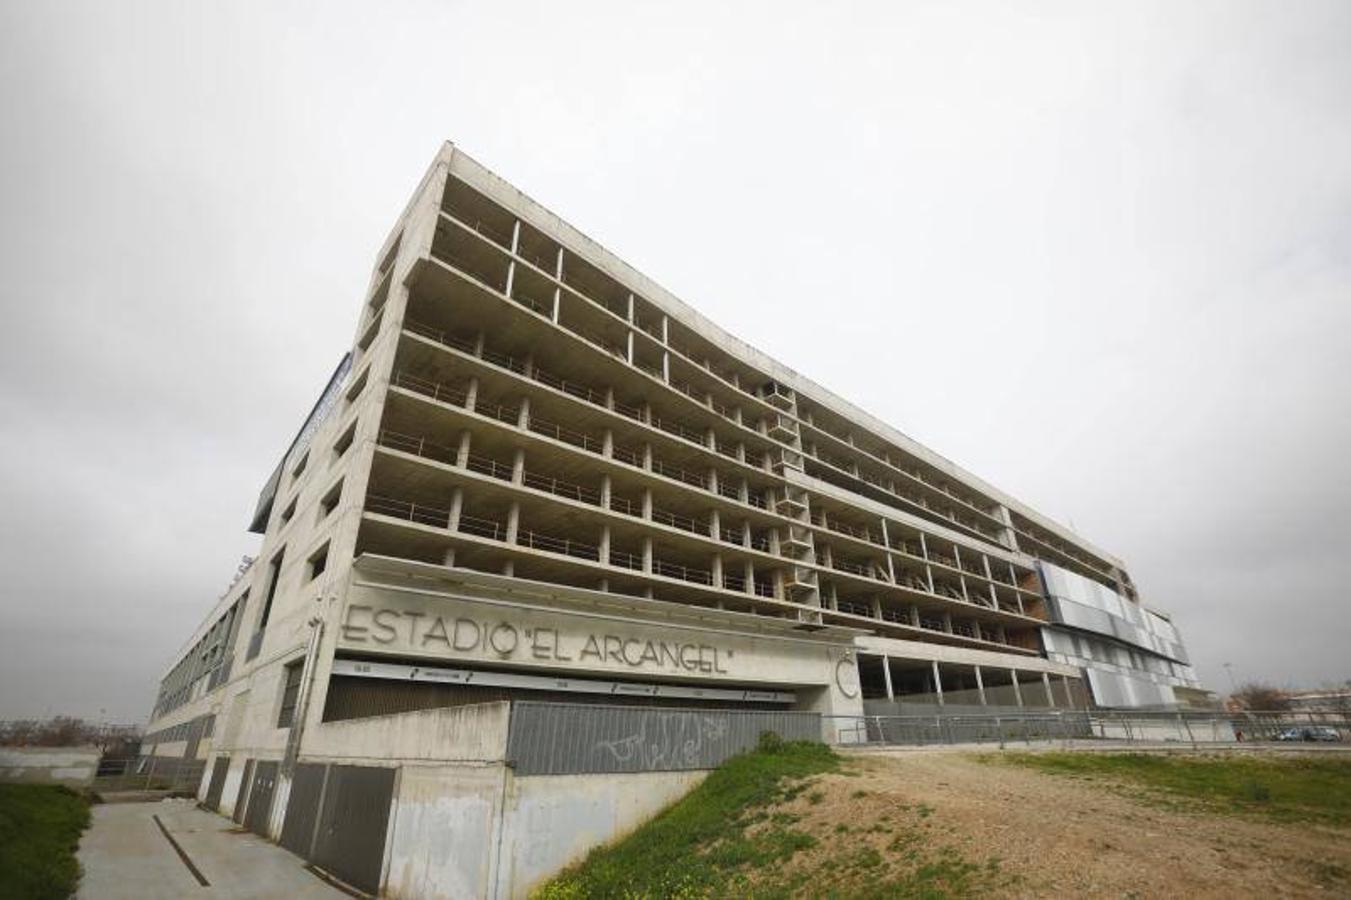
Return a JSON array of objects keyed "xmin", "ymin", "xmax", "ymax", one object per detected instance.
[{"xmin": 1, "ymin": 1, "xmax": 1347, "ymax": 722}]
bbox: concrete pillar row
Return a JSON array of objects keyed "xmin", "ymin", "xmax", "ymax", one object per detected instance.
[{"xmin": 448, "ymin": 487, "xmax": 464, "ymax": 531}]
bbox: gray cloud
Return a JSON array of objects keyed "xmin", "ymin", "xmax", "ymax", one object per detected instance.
[{"xmin": 1, "ymin": 1, "xmax": 1347, "ymax": 721}]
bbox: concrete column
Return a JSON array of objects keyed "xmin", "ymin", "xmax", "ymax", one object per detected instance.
[
  {"xmin": 602, "ymin": 428, "xmax": 614, "ymax": 457},
  {"xmin": 554, "ymin": 247, "xmax": 564, "ymax": 279},
  {"xmin": 1042, "ymin": 672, "xmax": 1056, "ymax": 708},
  {"xmin": 1060, "ymin": 675, "xmax": 1074, "ymax": 709},
  {"xmin": 932, "ymin": 661, "xmax": 945, "ymax": 706},
  {"xmin": 706, "ymin": 428, "xmax": 717, "ymax": 451},
  {"xmin": 973, "ymin": 666, "xmax": 987, "ymax": 706},
  {"xmin": 641, "ymin": 488, "xmax": 653, "ymax": 520},
  {"xmin": 599, "ymin": 525, "xmax": 611, "ymax": 566},
  {"xmin": 871, "ymin": 597, "xmax": 883, "ymax": 619},
  {"xmin": 1011, "ymin": 670, "xmax": 1024, "ymax": 708},
  {"xmin": 604, "ymin": 387, "xmax": 615, "ymax": 411},
  {"xmin": 642, "ymin": 443, "xmax": 653, "ymax": 471},
  {"xmin": 501, "ymin": 560, "xmax": 514, "ymax": 576},
  {"xmin": 773, "ymin": 570, "xmax": 785, "ymax": 600},
  {"xmin": 510, "ymin": 220, "xmax": 521, "ymax": 254},
  {"xmin": 711, "ymin": 553, "xmax": 723, "ymax": 587},
  {"xmin": 769, "ymin": 529, "xmax": 781, "ymax": 555},
  {"xmin": 505, "ymin": 259, "xmax": 516, "ymax": 298},
  {"xmin": 600, "ymin": 473, "xmax": 612, "ymax": 508},
  {"xmin": 465, "ymin": 376, "xmax": 479, "ymax": 411},
  {"xmin": 660, "ymin": 314, "xmax": 668, "ymax": 345},
  {"xmin": 707, "ymin": 466, "xmax": 719, "ymax": 492},
  {"xmin": 882, "ymin": 655, "xmax": 894, "ymax": 700},
  {"xmin": 474, "ymin": 331, "xmax": 486, "ymax": 357},
  {"xmin": 456, "ymin": 432, "xmax": 472, "ymax": 467},
  {"xmin": 505, "ymin": 502, "xmax": 520, "ymax": 544},
  {"xmin": 942, "ymin": 612, "xmax": 953, "ymax": 633},
  {"xmin": 642, "ymin": 536, "xmax": 652, "ymax": 574},
  {"xmin": 597, "ymin": 577, "xmax": 610, "ymax": 593},
  {"xmin": 448, "ymin": 487, "xmax": 464, "ymax": 531},
  {"xmin": 743, "ymin": 560, "xmax": 755, "ymax": 595},
  {"xmin": 512, "ymin": 448, "xmax": 525, "ymax": 484},
  {"xmin": 626, "ymin": 331, "xmax": 634, "ymax": 365},
  {"xmin": 626, "ymin": 293, "xmax": 635, "ymax": 323},
  {"xmin": 819, "ymin": 544, "xmax": 833, "ymax": 568},
  {"xmin": 709, "ymin": 508, "xmax": 721, "ymax": 540},
  {"xmin": 522, "ymin": 352, "xmax": 534, "ymax": 380},
  {"xmin": 551, "ymin": 286, "xmax": 561, "ymax": 323},
  {"xmin": 741, "ymin": 521, "xmax": 751, "ymax": 548},
  {"xmin": 827, "ymin": 583, "xmax": 839, "ymax": 611},
  {"xmin": 909, "ymin": 605, "xmax": 921, "ymax": 627},
  {"xmin": 517, "ymin": 396, "xmax": 531, "ymax": 429},
  {"xmin": 662, "ymin": 350, "xmax": 670, "ymax": 383},
  {"xmin": 442, "ymin": 547, "xmax": 456, "ymax": 567}
]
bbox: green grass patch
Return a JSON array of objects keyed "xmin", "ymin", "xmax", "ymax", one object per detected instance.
[
  {"xmin": 0, "ymin": 784, "xmax": 91, "ymax": 900},
  {"xmin": 534, "ymin": 737, "xmax": 838, "ymax": 899},
  {"xmin": 998, "ymin": 752, "xmax": 1351, "ymax": 826}
]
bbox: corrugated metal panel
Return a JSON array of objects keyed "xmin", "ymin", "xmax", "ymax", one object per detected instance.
[
  {"xmin": 507, "ymin": 701, "xmax": 821, "ymax": 775},
  {"xmin": 244, "ymin": 760, "xmax": 279, "ymax": 837},
  {"xmin": 203, "ymin": 756, "xmax": 230, "ymax": 811},
  {"xmin": 312, "ymin": 765, "xmax": 395, "ymax": 895},
  {"xmin": 279, "ymin": 763, "xmax": 327, "ymax": 859},
  {"xmin": 232, "ymin": 759, "xmax": 254, "ymax": 824}
]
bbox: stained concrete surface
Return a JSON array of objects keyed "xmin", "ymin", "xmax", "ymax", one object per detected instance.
[{"xmin": 77, "ymin": 799, "xmax": 348, "ymax": 899}]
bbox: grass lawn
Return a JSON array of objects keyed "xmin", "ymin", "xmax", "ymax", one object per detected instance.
[
  {"xmin": 999, "ymin": 752, "xmax": 1351, "ymax": 826},
  {"xmin": 0, "ymin": 784, "xmax": 91, "ymax": 900}
]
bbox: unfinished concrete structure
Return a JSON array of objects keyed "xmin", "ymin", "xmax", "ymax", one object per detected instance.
[{"xmin": 143, "ymin": 142, "xmax": 1201, "ymax": 897}]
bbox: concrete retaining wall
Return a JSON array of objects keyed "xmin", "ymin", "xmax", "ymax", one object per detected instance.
[
  {"xmin": 382, "ymin": 764, "xmax": 706, "ymax": 899},
  {"xmin": 0, "ymin": 746, "xmax": 100, "ymax": 787}
]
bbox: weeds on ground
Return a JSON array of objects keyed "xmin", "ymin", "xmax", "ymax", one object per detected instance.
[
  {"xmin": 0, "ymin": 784, "xmax": 91, "ymax": 900},
  {"xmin": 994, "ymin": 752, "xmax": 1351, "ymax": 826},
  {"xmin": 534, "ymin": 733, "xmax": 837, "ymax": 899}
]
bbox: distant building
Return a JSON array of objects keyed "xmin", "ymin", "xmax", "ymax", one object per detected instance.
[{"xmin": 141, "ymin": 143, "xmax": 1205, "ymax": 896}]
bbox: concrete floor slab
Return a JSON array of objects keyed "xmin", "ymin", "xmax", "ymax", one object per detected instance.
[{"xmin": 78, "ymin": 799, "xmax": 349, "ymax": 899}]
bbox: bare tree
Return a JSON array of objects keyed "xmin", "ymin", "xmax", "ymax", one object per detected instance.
[{"xmin": 1231, "ymin": 682, "xmax": 1290, "ymax": 711}]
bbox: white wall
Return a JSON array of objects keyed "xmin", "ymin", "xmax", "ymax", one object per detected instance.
[{"xmin": 0, "ymin": 747, "xmax": 100, "ymax": 786}]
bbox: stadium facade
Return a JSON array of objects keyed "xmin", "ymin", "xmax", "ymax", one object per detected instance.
[{"xmin": 143, "ymin": 143, "xmax": 1203, "ymax": 896}]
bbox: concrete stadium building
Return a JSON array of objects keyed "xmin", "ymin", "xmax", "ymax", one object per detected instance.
[{"xmin": 143, "ymin": 142, "xmax": 1204, "ymax": 897}]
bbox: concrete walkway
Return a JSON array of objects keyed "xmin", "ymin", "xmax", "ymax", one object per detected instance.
[{"xmin": 78, "ymin": 799, "xmax": 349, "ymax": 899}]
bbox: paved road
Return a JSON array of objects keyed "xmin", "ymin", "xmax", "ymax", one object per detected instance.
[{"xmin": 78, "ymin": 799, "xmax": 348, "ymax": 899}]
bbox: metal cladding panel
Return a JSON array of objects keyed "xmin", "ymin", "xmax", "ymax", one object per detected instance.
[
  {"xmin": 279, "ymin": 763, "xmax": 327, "ymax": 859},
  {"xmin": 312, "ymin": 765, "xmax": 396, "ymax": 896},
  {"xmin": 507, "ymin": 701, "xmax": 821, "ymax": 775},
  {"xmin": 203, "ymin": 756, "xmax": 230, "ymax": 811},
  {"xmin": 244, "ymin": 761, "xmax": 279, "ymax": 837},
  {"xmin": 232, "ymin": 759, "xmax": 255, "ymax": 824}
]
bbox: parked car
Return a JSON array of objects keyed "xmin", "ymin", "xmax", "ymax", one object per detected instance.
[{"xmin": 1275, "ymin": 726, "xmax": 1342, "ymax": 742}]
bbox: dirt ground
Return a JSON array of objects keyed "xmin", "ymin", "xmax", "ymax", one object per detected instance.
[{"xmin": 765, "ymin": 748, "xmax": 1351, "ymax": 898}]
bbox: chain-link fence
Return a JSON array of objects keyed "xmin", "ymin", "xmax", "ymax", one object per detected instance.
[
  {"xmin": 825, "ymin": 710, "xmax": 1351, "ymax": 748},
  {"xmin": 92, "ymin": 755, "xmax": 205, "ymax": 792}
]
